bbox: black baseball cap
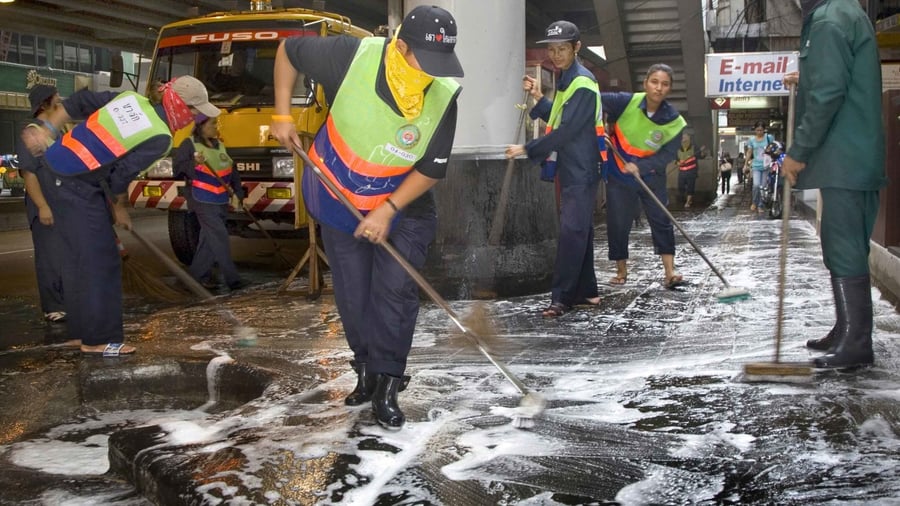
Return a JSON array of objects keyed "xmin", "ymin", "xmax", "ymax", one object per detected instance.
[
  {"xmin": 537, "ymin": 20, "xmax": 580, "ymax": 43},
  {"xmin": 28, "ymin": 84, "xmax": 58, "ymax": 117},
  {"xmin": 397, "ymin": 5, "xmax": 464, "ymax": 78}
]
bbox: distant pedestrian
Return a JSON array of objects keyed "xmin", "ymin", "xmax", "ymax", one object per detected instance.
[
  {"xmin": 676, "ymin": 132, "xmax": 699, "ymax": 208},
  {"xmin": 735, "ymin": 152, "xmax": 746, "ymax": 185},
  {"xmin": 781, "ymin": 0, "xmax": 886, "ymax": 369},
  {"xmin": 719, "ymin": 152, "xmax": 732, "ymax": 195},
  {"xmin": 745, "ymin": 121, "xmax": 774, "ymax": 213},
  {"xmin": 15, "ymin": 85, "xmax": 66, "ymax": 324}
]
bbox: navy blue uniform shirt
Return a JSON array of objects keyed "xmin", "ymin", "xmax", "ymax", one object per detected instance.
[{"xmin": 525, "ymin": 61, "xmax": 600, "ymax": 187}]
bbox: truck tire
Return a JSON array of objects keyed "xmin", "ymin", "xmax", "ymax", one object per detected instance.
[{"xmin": 168, "ymin": 211, "xmax": 200, "ymax": 265}]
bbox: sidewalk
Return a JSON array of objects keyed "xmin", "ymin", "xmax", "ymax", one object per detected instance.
[{"xmin": 0, "ymin": 185, "xmax": 899, "ymax": 504}]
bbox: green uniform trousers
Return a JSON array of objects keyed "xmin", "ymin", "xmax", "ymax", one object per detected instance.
[{"xmin": 819, "ymin": 188, "xmax": 880, "ymax": 277}]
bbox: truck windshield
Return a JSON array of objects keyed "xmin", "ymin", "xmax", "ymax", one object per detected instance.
[{"xmin": 151, "ymin": 39, "xmax": 314, "ymax": 108}]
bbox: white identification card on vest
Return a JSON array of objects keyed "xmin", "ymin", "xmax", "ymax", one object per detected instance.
[{"xmin": 107, "ymin": 95, "xmax": 153, "ymax": 138}]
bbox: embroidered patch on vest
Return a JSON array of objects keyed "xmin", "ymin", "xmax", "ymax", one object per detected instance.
[
  {"xmin": 396, "ymin": 124, "xmax": 420, "ymax": 149},
  {"xmin": 645, "ymin": 129, "xmax": 664, "ymax": 149}
]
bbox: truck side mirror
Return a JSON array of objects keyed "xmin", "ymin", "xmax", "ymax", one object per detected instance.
[{"xmin": 110, "ymin": 53, "xmax": 124, "ymax": 88}]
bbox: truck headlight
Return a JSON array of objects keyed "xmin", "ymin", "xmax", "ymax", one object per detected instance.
[
  {"xmin": 272, "ymin": 157, "xmax": 294, "ymax": 178},
  {"xmin": 147, "ymin": 157, "xmax": 174, "ymax": 178}
]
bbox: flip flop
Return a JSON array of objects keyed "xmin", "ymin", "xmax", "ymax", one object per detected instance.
[
  {"xmin": 608, "ymin": 276, "xmax": 627, "ymax": 286},
  {"xmin": 541, "ymin": 302, "xmax": 571, "ymax": 318},
  {"xmin": 81, "ymin": 342, "xmax": 136, "ymax": 357},
  {"xmin": 665, "ymin": 273, "xmax": 687, "ymax": 289}
]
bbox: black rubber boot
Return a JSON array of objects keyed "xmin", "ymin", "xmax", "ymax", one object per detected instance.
[
  {"xmin": 372, "ymin": 373, "xmax": 405, "ymax": 430},
  {"xmin": 807, "ymin": 277, "xmax": 841, "ymax": 351},
  {"xmin": 344, "ymin": 361, "xmax": 374, "ymax": 406},
  {"xmin": 806, "ymin": 327, "xmax": 836, "ymax": 351},
  {"xmin": 813, "ymin": 275, "xmax": 874, "ymax": 369}
]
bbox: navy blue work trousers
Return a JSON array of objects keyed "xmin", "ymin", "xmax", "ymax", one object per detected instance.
[
  {"xmin": 552, "ymin": 181, "xmax": 600, "ymax": 306},
  {"xmin": 320, "ymin": 211, "xmax": 436, "ymax": 378},
  {"xmin": 189, "ymin": 201, "xmax": 239, "ymax": 286},
  {"xmin": 606, "ymin": 174, "xmax": 675, "ymax": 260},
  {"xmin": 25, "ymin": 193, "xmax": 66, "ymax": 314},
  {"xmin": 44, "ymin": 176, "xmax": 123, "ymax": 346}
]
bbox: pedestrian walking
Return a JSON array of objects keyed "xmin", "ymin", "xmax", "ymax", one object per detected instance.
[
  {"xmin": 735, "ymin": 152, "xmax": 746, "ymax": 185},
  {"xmin": 173, "ymin": 113, "xmax": 246, "ymax": 291},
  {"xmin": 20, "ymin": 76, "xmax": 220, "ymax": 357},
  {"xmin": 505, "ymin": 20, "xmax": 602, "ymax": 318},
  {"xmin": 15, "ymin": 85, "xmax": 66, "ymax": 324},
  {"xmin": 719, "ymin": 152, "xmax": 733, "ymax": 195},
  {"xmin": 745, "ymin": 121, "xmax": 774, "ymax": 213},
  {"xmin": 601, "ymin": 64, "xmax": 687, "ymax": 289},
  {"xmin": 271, "ymin": 5, "xmax": 463, "ymax": 429},
  {"xmin": 781, "ymin": 0, "xmax": 886, "ymax": 369},
  {"xmin": 676, "ymin": 131, "xmax": 699, "ymax": 208}
]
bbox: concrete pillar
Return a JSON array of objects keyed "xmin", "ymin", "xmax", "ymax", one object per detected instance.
[{"xmin": 408, "ymin": 0, "xmax": 557, "ymax": 299}]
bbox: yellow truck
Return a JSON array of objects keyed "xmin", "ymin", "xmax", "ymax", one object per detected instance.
[{"xmin": 124, "ymin": 2, "xmax": 370, "ymax": 264}]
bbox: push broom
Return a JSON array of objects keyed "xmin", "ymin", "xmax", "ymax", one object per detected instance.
[
  {"xmin": 742, "ymin": 84, "xmax": 813, "ymax": 382},
  {"xmin": 603, "ymin": 136, "xmax": 750, "ymax": 303},
  {"xmin": 101, "ymin": 181, "xmax": 259, "ymax": 345},
  {"xmin": 292, "ymin": 144, "xmax": 545, "ymax": 427}
]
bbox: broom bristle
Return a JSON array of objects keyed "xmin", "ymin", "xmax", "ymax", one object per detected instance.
[
  {"xmin": 122, "ymin": 258, "xmax": 190, "ymax": 303},
  {"xmin": 455, "ymin": 301, "xmax": 502, "ymax": 351},
  {"xmin": 742, "ymin": 362, "xmax": 814, "ymax": 383}
]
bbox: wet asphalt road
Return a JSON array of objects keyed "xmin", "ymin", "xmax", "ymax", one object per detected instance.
[{"xmin": 1, "ymin": 187, "xmax": 899, "ymax": 505}]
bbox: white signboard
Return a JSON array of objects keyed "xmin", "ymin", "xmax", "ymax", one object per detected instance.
[{"xmin": 706, "ymin": 52, "xmax": 798, "ymax": 97}]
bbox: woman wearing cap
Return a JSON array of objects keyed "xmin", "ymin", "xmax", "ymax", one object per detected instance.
[
  {"xmin": 602, "ymin": 63, "xmax": 687, "ymax": 289},
  {"xmin": 272, "ymin": 5, "xmax": 463, "ymax": 429},
  {"xmin": 20, "ymin": 76, "xmax": 219, "ymax": 357},
  {"xmin": 173, "ymin": 113, "xmax": 245, "ymax": 291},
  {"xmin": 505, "ymin": 20, "xmax": 603, "ymax": 318},
  {"xmin": 15, "ymin": 85, "xmax": 67, "ymax": 325}
]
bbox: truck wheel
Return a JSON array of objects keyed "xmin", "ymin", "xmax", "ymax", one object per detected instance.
[{"xmin": 168, "ymin": 211, "xmax": 200, "ymax": 265}]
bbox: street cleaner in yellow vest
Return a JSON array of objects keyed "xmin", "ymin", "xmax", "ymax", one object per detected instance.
[
  {"xmin": 601, "ymin": 64, "xmax": 688, "ymax": 290},
  {"xmin": 173, "ymin": 113, "xmax": 245, "ymax": 291},
  {"xmin": 272, "ymin": 5, "xmax": 463, "ymax": 430},
  {"xmin": 20, "ymin": 76, "xmax": 220, "ymax": 357},
  {"xmin": 505, "ymin": 20, "xmax": 604, "ymax": 319}
]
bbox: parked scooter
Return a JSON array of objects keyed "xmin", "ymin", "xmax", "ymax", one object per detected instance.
[{"xmin": 760, "ymin": 141, "xmax": 785, "ymax": 219}]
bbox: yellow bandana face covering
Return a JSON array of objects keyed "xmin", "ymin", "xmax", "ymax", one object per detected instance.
[{"xmin": 385, "ymin": 36, "xmax": 434, "ymax": 120}]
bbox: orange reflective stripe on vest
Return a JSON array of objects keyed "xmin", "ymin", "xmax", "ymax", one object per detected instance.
[
  {"xmin": 613, "ymin": 123, "xmax": 657, "ymax": 159},
  {"xmin": 86, "ymin": 114, "xmax": 127, "ymax": 158},
  {"xmin": 308, "ymin": 143, "xmax": 389, "ymax": 211},
  {"xmin": 324, "ymin": 117, "xmax": 411, "ymax": 178},
  {"xmin": 192, "ymin": 179, "xmax": 227, "ymax": 194},
  {"xmin": 61, "ymin": 135, "xmax": 102, "ymax": 171},
  {"xmin": 678, "ymin": 155, "xmax": 697, "ymax": 171}
]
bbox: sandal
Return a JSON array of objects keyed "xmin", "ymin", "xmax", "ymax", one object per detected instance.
[
  {"xmin": 81, "ymin": 342, "xmax": 136, "ymax": 357},
  {"xmin": 541, "ymin": 302, "xmax": 571, "ymax": 318},
  {"xmin": 664, "ymin": 273, "xmax": 687, "ymax": 289},
  {"xmin": 608, "ymin": 275, "xmax": 627, "ymax": 286}
]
